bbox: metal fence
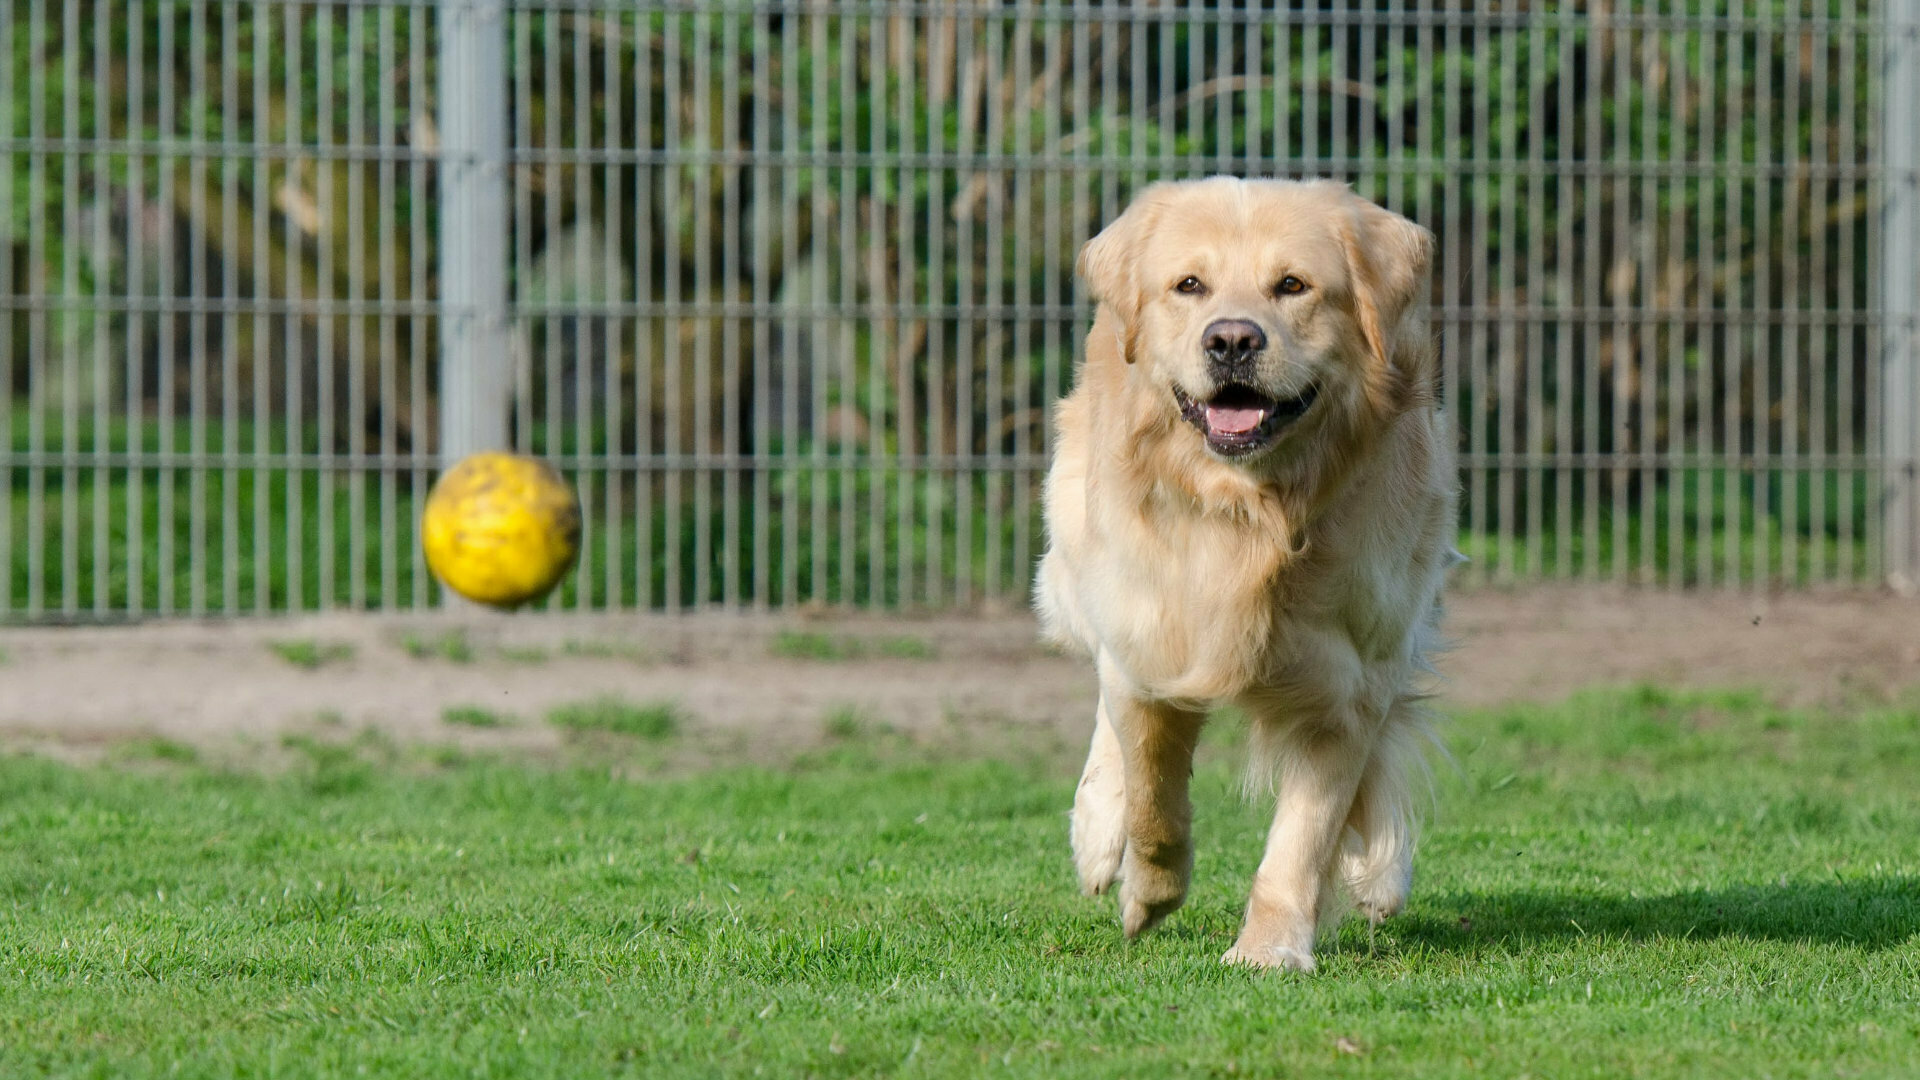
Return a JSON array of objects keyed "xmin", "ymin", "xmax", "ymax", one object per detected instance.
[{"xmin": 2, "ymin": 1, "xmax": 1917, "ymax": 620}]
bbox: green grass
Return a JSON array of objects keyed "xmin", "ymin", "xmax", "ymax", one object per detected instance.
[
  {"xmin": 399, "ymin": 630, "xmax": 475, "ymax": 664},
  {"xmin": 821, "ymin": 705, "xmax": 873, "ymax": 741},
  {"xmin": 556, "ymin": 638, "xmax": 652, "ymax": 662},
  {"xmin": 772, "ymin": 630, "xmax": 938, "ymax": 662},
  {"xmin": 545, "ymin": 697, "xmax": 683, "ymax": 739},
  {"xmin": 496, "ymin": 645, "xmax": 554, "ymax": 664},
  {"xmin": 1, "ymin": 687, "xmax": 1917, "ymax": 1077},
  {"xmin": 267, "ymin": 639, "xmax": 356, "ymax": 670},
  {"xmin": 440, "ymin": 705, "xmax": 515, "ymax": 729}
]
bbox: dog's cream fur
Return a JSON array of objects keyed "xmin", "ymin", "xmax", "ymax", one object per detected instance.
[{"xmin": 1036, "ymin": 177, "xmax": 1457, "ymax": 971}]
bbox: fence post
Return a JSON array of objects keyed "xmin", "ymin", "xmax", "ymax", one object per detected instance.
[
  {"xmin": 1887, "ymin": 0, "xmax": 1920, "ymax": 595},
  {"xmin": 437, "ymin": 0, "xmax": 512, "ymax": 466}
]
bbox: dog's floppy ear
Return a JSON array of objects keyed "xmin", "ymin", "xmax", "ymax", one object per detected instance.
[
  {"xmin": 1340, "ymin": 197, "xmax": 1436, "ymax": 408},
  {"xmin": 1078, "ymin": 183, "xmax": 1173, "ymax": 364}
]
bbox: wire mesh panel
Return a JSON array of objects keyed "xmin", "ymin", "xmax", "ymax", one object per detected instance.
[
  {"xmin": 1, "ymin": 2, "xmax": 1914, "ymax": 619},
  {"xmin": 2, "ymin": 1, "xmax": 439, "ymax": 619}
]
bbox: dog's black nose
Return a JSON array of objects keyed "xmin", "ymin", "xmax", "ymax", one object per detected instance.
[{"xmin": 1202, "ymin": 319, "xmax": 1267, "ymax": 373}]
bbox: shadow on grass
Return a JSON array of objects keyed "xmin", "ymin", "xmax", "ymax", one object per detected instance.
[{"xmin": 1397, "ymin": 878, "xmax": 1920, "ymax": 952}]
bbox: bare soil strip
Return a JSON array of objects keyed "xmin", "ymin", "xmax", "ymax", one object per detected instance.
[{"xmin": 2, "ymin": 587, "xmax": 1914, "ymax": 760}]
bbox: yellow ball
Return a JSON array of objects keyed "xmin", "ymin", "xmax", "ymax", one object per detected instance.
[{"xmin": 421, "ymin": 452, "xmax": 581, "ymax": 609}]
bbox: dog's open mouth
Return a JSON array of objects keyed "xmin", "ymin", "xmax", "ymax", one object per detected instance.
[{"xmin": 1173, "ymin": 383, "xmax": 1318, "ymax": 457}]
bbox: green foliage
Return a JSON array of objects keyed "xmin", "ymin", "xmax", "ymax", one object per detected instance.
[
  {"xmin": 820, "ymin": 705, "xmax": 870, "ymax": 741},
  {"xmin": 493, "ymin": 645, "xmax": 552, "ymax": 664},
  {"xmin": 545, "ymin": 696, "xmax": 682, "ymax": 739},
  {"xmin": 774, "ymin": 630, "xmax": 939, "ymax": 662},
  {"xmin": 440, "ymin": 705, "xmax": 513, "ymax": 729},
  {"xmin": 110, "ymin": 736, "xmax": 199, "ymax": 765},
  {"xmin": 398, "ymin": 630, "xmax": 473, "ymax": 664},
  {"xmin": 0, "ymin": 688, "xmax": 1917, "ymax": 1075},
  {"xmin": 266, "ymin": 639, "xmax": 353, "ymax": 670},
  {"xmin": 554, "ymin": 638, "xmax": 650, "ymax": 662},
  {"xmin": 770, "ymin": 630, "xmax": 853, "ymax": 661}
]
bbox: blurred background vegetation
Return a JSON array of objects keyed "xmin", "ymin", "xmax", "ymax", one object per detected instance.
[{"xmin": 0, "ymin": 1, "xmax": 1891, "ymax": 615}]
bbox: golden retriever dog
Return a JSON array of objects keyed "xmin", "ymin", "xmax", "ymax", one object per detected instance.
[{"xmin": 1035, "ymin": 177, "xmax": 1457, "ymax": 971}]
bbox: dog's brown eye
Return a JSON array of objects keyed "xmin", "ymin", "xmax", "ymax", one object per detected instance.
[
  {"xmin": 1276, "ymin": 276, "xmax": 1307, "ymax": 296},
  {"xmin": 1175, "ymin": 276, "xmax": 1205, "ymax": 295}
]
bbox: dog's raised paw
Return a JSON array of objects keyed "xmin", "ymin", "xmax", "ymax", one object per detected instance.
[
  {"xmin": 1354, "ymin": 896, "xmax": 1404, "ymax": 925},
  {"xmin": 1075, "ymin": 844, "xmax": 1122, "ymax": 897},
  {"xmin": 1122, "ymin": 894, "xmax": 1184, "ymax": 939}
]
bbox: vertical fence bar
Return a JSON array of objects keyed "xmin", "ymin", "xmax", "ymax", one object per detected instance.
[
  {"xmin": 1665, "ymin": 11, "xmax": 1688, "ymax": 588},
  {"xmin": 315, "ymin": 5, "xmax": 337, "ymax": 610},
  {"xmin": 281, "ymin": 3, "xmax": 304, "ymax": 610},
  {"xmin": 804, "ymin": 11, "xmax": 824, "ymax": 606},
  {"xmin": 251, "ymin": 8, "xmax": 271, "ymax": 611},
  {"xmin": 186, "ymin": 0, "xmax": 208, "ymax": 613},
  {"xmin": 376, "ymin": 3, "xmax": 398, "ymax": 612},
  {"xmin": 1636, "ymin": 11, "xmax": 1659, "ymax": 586},
  {"xmin": 1885, "ymin": 0, "xmax": 1920, "ymax": 593},
  {"xmin": 637, "ymin": 9, "xmax": 659, "ymax": 609},
  {"xmin": 1468, "ymin": 13, "xmax": 1492, "ymax": 584},
  {"xmin": 1750, "ymin": 16, "xmax": 1773, "ymax": 590},
  {"xmin": 25, "ymin": 0, "xmax": 49, "ymax": 619},
  {"xmin": 749, "ymin": 6, "xmax": 771, "ymax": 610},
  {"xmin": 892, "ymin": 13, "xmax": 916, "ymax": 609},
  {"xmin": 127, "ymin": 0, "xmax": 148, "ymax": 616},
  {"xmin": 438, "ymin": 0, "xmax": 512, "ymax": 470},
  {"xmin": 867, "ymin": 7, "xmax": 889, "ymax": 608},
  {"xmin": 605, "ymin": 6, "xmax": 627, "ymax": 611},
  {"xmin": 0, "ymin": 0, "xmax": 13, "ymax": 619},
  {"xmin": 346, "ymin": 5, "xmax": 368, "ymax": 610},
  {"xmin": 691, "ymin": 11, "xmax": 714, "ymax": 607},
  {"xmin": 217, "ymin": 0, "xmax": 239, "ymax": 613},
  {"xmin": 94, "ymin": 2, "xmax": 116, "ymax": 614},
  {"xmin": 1552, "ymin": 12, "xmax": 1575, "ymax": 581},
  {"xmin": 1524, "ymin": 11, "xmax": 1546, "ymax": 579},
  {"xmin": 1609, "ymin": 9, "xmax": 1632, "ymax": 584},
  {"xmin": 952, "ymin": 9, "xmax": 975, "ymax": 607},
  {"xmin": 59, "ymin": 0, "xmax": 80, "ymax": 617},
  {"xmin": 1495, "ymin": 16, "xmax": 1518, "ymax": 582},
  {"xmin": 777, "ymin": 8, "xmax": 798, "ymax": 610},
  {"xmin": 408, "ymin": 3, "xmax": 432, "ymax": 608},
  {"xmin": 155, "ymin": 2, "xmax": 178, "ymax": 614},
  {"xmin": 1721, "ymin": 25, "xmax": 1744, "ymax": 590},
  {"xmin": 1773, "ymin": 9, "xmax": 1797, "ymax": 587},
  {"xmin": 1703, "ymin": 18, "xmax": 1722, "ymax": 587}
]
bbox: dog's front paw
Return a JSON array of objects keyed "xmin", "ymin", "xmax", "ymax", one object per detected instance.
[
  {"xmin": 1117, "ymin": 850, "xmax": 1189, "ymax": 938},
  {"xmin": 1070, "ymin": 767, "xmax": 1127, "ymax": 896},
  {"xmin": 1340, "ymin": 845, "xmax": 1412, "ymax": 925},
  {"xmin": 1220, "ymin": 941, "xmax": 1317, "ymax": 972},
  {"xmin": 1072, "ymin": 825, "xmax": 1124, "ymax": 896},
  {"xmin": 1353, "ymin": 894, "xmax": 1405, "ymax": 925},
  {"xmin": 1224, "ymin": 905, "xmax": 1318, "ymax": 970}
]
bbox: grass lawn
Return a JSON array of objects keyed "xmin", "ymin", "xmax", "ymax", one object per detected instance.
[{"xmin": 2, "ymin": 687, "xmax": 1917, "ymax": 1078}]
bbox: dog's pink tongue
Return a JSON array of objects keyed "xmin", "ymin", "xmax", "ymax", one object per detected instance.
[{"xmin": 1206, "ymin": 404, "xmax": 1266, "ymax": 434}]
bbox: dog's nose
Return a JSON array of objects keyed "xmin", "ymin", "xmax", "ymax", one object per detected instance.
[{"xmin": 1202, "ymin": 319, "xmax": 1267, "ymax": 373}]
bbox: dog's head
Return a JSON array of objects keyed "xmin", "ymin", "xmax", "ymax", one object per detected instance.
[{"xmin": 1078, "ymin": 177, "xmax": 1434, "ymax": 465}]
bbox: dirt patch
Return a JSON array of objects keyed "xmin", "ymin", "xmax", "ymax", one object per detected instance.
[{"xmin": 2, "ymin": 587, "xmax": 1916, "ymax": 762}]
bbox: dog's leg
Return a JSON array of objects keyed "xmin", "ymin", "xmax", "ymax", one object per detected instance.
[
  {"xmin": 1340, "ymin": 710, "xmax": 1424, "ymax": 923},
  {"xmin": 1070, "ymin": 696, "xmax": 1127, "ymax": 896},
  {"xmin": 1223, "ymin": 725, "xmax": 1373, "ymax": 971},
  {"xmin": 1103, "ymin": 671, "xmax": 1206, "ymax": 939}
]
